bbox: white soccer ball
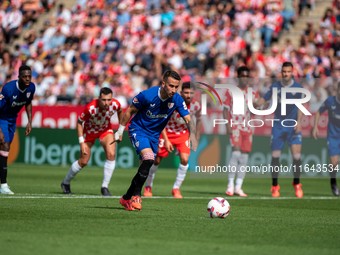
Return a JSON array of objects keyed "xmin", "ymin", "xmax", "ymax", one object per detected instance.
[{"xmin": 207, "ymin": 197, "xmax": 230, "ymax": 219}]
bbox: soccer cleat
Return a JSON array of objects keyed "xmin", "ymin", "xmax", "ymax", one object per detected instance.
[
  {"xmin": 61, "ymin": 182, "xmax": 73, "ymax": 194},
  {"xmin": 234, "ymin": 188, "xmax": 247, "ymax": 197},
  {"xmin": 331, "ymin": 184, "xmax": 339, "ymax": 196},
  {"xmin": 226, "ymin": 184, "xmax": 234, "ymax": 196},
  {"xmin": 0, "ymin": 186, "xmax": 14, "ymax": 194},
  {"xmin": 131, "ymin": 196, "xmax": 142, "ymax": 210},
  {"xmin": 101, "ymin": 187, "xmax": 112, "ymax": 196},
  {"xmin": 172, "ymin": 189, "xmax": 183, "ymax": 199},
  {"xmin": 120, "ymin": 197, "xmax": 135, "ymax": 211},
  {"xmin": 143, "ymin": 186, "xmax": 153, "ymax": 197},
  {"xmin": 271, "ymin": 185, "xmax": 280, "ymax": 197},
  {"xmin": 292, "ymin": 183, "xmax": 303, "ymax": 198}
]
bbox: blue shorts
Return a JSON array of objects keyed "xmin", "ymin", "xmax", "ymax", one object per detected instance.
[
  {"xmin": 270, "ymin": 125, "xmax": 302, "ymax": 150},
  {"xmin": 0, "ymin": 119, "xmax": 16, "ymax": 143},
  {"xmin": 327, "ymin": 137, "xmax": 340, "ymax": 157},
  {"xmin": 129, "ymin": 130, "xmax": 159, "ymax": 160}
]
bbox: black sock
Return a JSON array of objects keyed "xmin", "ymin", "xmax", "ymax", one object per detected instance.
[
  {"xmin": 330, "ymin": 165, "xmax": 337, "ymax": 184},
  {"xmin": 0, "ymin": 154, "xmax": 8, "ymax": 184},
  {"xmin": 293, "ymin": 159, "xmax": 301, "ymax": 185},
  {"xmin": 331, "ymin": 178, "xmax": 337, "ymax": 185},
  {"xmin": 123, "ymin": 159, "xmax": 154, "ymax": 200},
  {"xmin": 271, "ymin": 157, "xmax": 280, "ymax": 186}
]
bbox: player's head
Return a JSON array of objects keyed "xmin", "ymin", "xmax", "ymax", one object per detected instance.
[
  {"xmin": 281, "ymin": 62, "xmax": 294, "ymax": 83},
  {"xmin": 181, "ymin": 81, "xmax": 195, "ymax": 105},
  {"xmin": 161, "ymin": 70, "xmax": 181, "ymax": 98},
  {"xmin": 237, "ymin": 66, "xmax": 250, "ymax": 88},
  {"xmin": 18, "ymin": 65, "xmax": 32, "ymax": 87},
  {"xmin": 99, "ymin": 87, "xmax": 113, "ymax": 110}
]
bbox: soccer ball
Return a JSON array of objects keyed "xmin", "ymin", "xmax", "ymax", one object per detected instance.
[{"xmin": 207, "ymin": 197, "xmax": 230, "ymax": 219}]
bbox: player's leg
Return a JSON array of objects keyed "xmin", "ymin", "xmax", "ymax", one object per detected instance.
[
  {"xmin": 99, "ymin": 131, "xmax": 116, "ymax": 196},
  {"xmin": 0, "ymin": 121, "xmax": 15, "ymax": 194},
  {"xmin": 226, "ymin": 130, "xmax": 241, "ymax": 196},
  {"xmin": 61, "ymin": 141, "xmax": 93, "ymax": 194},
  {"xmin": 144, "ymin": 155, "xmax": 163, "ymax": 197},
  {"xmin": 329, "ymin": 155, "xmax": 339, "ymax": 196},
  {"xmin": 288, "ymin": 129, "xmax": 303, "ymax": 198}
]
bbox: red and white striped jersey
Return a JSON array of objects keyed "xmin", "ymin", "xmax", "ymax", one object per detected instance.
[
  {"xmin": 223, "ymin": 86, "xmax": 258, "ymax": 133},
  {"xmin": 265, "ymin": 55, "xmax": 286, "ymax": 73},
  {"xmin": 265, "ymin": 13, "xmax": 283, "ymax": 32},
  {"xmin": 166, "ymin": 99, "xmax": 201, "ymax": 135},
  {"xmin": 79, "ymin": 99, "xmax": 121, "ymax": 135},
  {"xmin": 174, "ymin": 11, "xmax": 190, "ymax": 28},
  {"xmin": 252, "ymin": 12, "xmax": 265, "ymax": 28},
  {"xmin": 234, "ymin": 11, "xmax": 253, "ymax": 30}
]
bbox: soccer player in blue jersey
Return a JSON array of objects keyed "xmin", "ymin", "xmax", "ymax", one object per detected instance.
[
  {"xmin": 113, "ymin": 70, "xmax": 198, "ymax": 210},
  {"xmin": 312, "ymin": 82, "xmax": 340, "ymax": 196},
  {"xmin": 254, "ymin": 62, "xmax": 304, "ymax": 197},
  {"xmin": 0, "ymin": 65, "xmax": 35, "ymax": 194}
]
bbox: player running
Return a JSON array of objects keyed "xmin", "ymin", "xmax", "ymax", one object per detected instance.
[
  {"xmin": 114, "ymin": 70, "xmax": 198, "ymax": 210},
  {"xmin": 254, "ymin": 62, "xmax": 304, "ymax": 198},
  {"xmin": 61, "ymin": 87, "xmax": 123, "ymax": 196},
  {"xmin": 224, "ymin": 66, "xmax": 258, "ymax": 197},
  {"xmin": 312, "ymin": 82, "xmax": 340, "ymax": 196},
  {"xmin": 143, "ymin": 81, "xmax": 202, "ymax": 199},
  {"xmin": 0, "ymin": 65, "xmax": 35, "ymax": 194}
]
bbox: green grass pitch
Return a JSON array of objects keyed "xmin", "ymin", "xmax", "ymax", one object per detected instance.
[{"xmin": 0, "ymin": 163, "xmax": 339, "ymax": 255}]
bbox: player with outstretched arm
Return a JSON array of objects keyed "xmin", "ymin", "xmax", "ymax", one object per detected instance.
[{"xmin": 113, "ymin": 70, "xmax": 198, "ymax": 210}]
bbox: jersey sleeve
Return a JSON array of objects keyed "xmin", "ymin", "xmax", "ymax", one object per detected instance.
[
  {"xmin": 78, "ymin": 106, "xmax": 91, "ymax": 122},
  {"xmin": 0, "ymin": 85, "xmax": 9, "ymax": 109},
  {"xmin": 132, "ymin": 91, "xmax": 148, "ymax": 110},
  {"xmin": 113, "ymin": 99, "xmax": 121, "ymax": 111},
  {"xmin": 318, "ymin": 97, "xmax": 330, "ymax": 114},
  {"xmin": 223, "ymin": 90, "xmax": 231, "ymax": 109},
  {"xmin": 263, "ymin": 84, "xmax": 274, "ymax": 101},
  {"xmin": 176, "ymin": 97, "xmax": 190, "ymax": 118}
]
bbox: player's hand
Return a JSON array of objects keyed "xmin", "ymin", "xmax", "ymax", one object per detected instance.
[
  {"xmin": 110, "ymin": 132, "xmax": 122, "ymax": 144},
  {"xmin": 80, "ymin": 143, "xmax": 88, "ymax": 155},
  {"xmin": 294, "ymin": 123, "xmax": 301, "ymax": 134},
  {"xmin": 165, "ymin": 140, "xmax": 173, "ymax": 153},
  {"xmin": 25, "ymin": 122, "xmax": 32, "ymax": 136},
  {"xmin": 312, "ymin": 127, "xmax": 318, "ymax": 140},
  {"xmin": 0, "ymin": 131, "xmax": 4, "ymax": 144},
  {"xmin": 190, "ymin": 135, "xmax": 198, "ymax": 152}
]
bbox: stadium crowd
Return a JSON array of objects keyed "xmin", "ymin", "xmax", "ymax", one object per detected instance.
[{"xmin": 0, "ymin": 0, "xmax": 338, "ymax": 112}]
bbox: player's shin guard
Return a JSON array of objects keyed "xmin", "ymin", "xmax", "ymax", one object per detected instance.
[
  {"xmin": 102, "ymin": 160, "xmax": 115, "ymax": 188},
  {"xmin": 293, "ymin": 159, "xmax": 301, "ymax": 185},
  {"xmin": 173, "ymin": 164, "xmax": 189, "ymax": 189},
  {"xmin": 271, "ymin": 157, "xmax": 280, "ymax": 186},
  {"xmin": 228, "ymin": 151, "xmax": 241, "ymax": 185},
  {"xmin": 145, "ymin": 164, "xmax": 159, "ymax": 188},
  {"xmin": 63, "ymin": 161, "xmax": 82, "ymax": 184},
  {"xmin": 235, "ymin": 153, "xmax": 248, "ymax": 189},
  {"xmin": 123, "ymin": 159, "xmax": 154, "ymax": 199},
  {"xmin": 0, "ymin": 151, "xmax": 8, "ymax": 185}
]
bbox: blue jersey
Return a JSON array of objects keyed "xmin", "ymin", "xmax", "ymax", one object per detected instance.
[
  {"xmin": 129, "ymin": 86, "xmax": 189, "ymax": 136},
  {"xmin": 263, "ymin": 80, "xmax": 303, "ymax": 126},
  {"xmin": 319, "ymin": 96, "xmax": 340, "ymax": 138},
  {"xmin": 0, "ymin": 80, "xmax": 35, "ymax": 124}
]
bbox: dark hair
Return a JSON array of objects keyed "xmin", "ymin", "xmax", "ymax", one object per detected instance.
[
  {"xmin": 19, "ymin": 65, "xmax": 31, "ymax": 73},
  {"xmin": 99, "ymin": 87, "xmax": 113, "ymax": 96},
  {"xmin": 182, "ymin": 81, "xmax": 195, "ymax": 91},
  {"xmin": 163, "ymin": 70, "xmax": 181, "ymax": 82},
  {"xmin": 282, "ymin": 62, "xmax": 293, "ymax": 69},
  {"xmin": 237, "ymin": 66, "xmax": 250, "ymax": 77}
]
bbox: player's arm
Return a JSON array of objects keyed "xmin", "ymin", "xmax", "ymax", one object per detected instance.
[
  {"xmin": 77, "ymin": 119, "xmax": 89, "ymax": 155},
  {"xmin": 0, "ymin": 90, "xmax": 8, "ymax": 144},
  {"xmin": 24, "ymin": 101, "xmax": 33, "ymax": 136},
  {"xmin": 312, "ymin": 110, "xmax": 321, "ymax": 140},
  {"xmin": 161, "ymin": 128, "xmax": 173, "ymax": 153},
  {"xmin": 196, "ymin": 118, "xmax": 201, "ymax": 142},
  {"xmin": 253, "ymin": 97, "xmax": 267, "ymax": 108},
  {"xmin": 113, "ymin": 103, "xmax": 139, "ymax": 143},
  {"xmin": 294, "ymin": 108, "xmax": 303, "ymax": 133},
  {"xmin": 183, "ymin": 114, "xmax": 198, "ymax": 151},
  {"xmin": 117, "ymin": 108, "xmax": 123, "ymax": 124},
  {"xmin": 223, "ymin": 107, "xmax": 232, "ymax": 135}
]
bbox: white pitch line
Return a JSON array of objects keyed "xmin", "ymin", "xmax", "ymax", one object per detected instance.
[{"xmin": 0, "ymin": 194, "xmax": 338, "ymax": 200}]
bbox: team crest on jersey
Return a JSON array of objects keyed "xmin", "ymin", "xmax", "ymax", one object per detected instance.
[
  {"xmin": 168, "ymin": 102, "xmax": 174, "ymax": 109},
  {"xmin": 135, "ymin": 141, "xmax": 139, "ymax": 147},
  {"xmin": 133, "ymin": 97, "xmax": 139, "ymax": 104},
  {"xmin": 27, "ymin": 92, "xmax": 31, "ymax": 98},
  {"xmin": 0, "ymin": 94, "xmax": 3, "ymax": 100}
]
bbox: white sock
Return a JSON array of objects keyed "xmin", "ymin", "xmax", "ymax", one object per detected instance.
[
  {"xmin": 228, "ymin": 178, "xmax": 234, "ymax": 186},
  {"xmin": 173, "ymin": 164, "xmax": 189, "ymax": 189},
  {"xmin": 235, "ymin": 153, "xmax": 248, "ymax": 189},
  {"xmin": 1, "ymin": 183, "xmax": 8, "ymax": 188},
  {"xmin": 228, "ymin": 151, "xmax": 241, "ymax": 181},
  {"xmin": 145, "ymin": 164, "xmax": 159, "ymax": 188},
  {"xmin": 102, "ymin": 160, "xmax": 116, "ymax": 188},
  {"xmin": 63, "ymin": 161, "xmax": 82, "ymax": 184}
]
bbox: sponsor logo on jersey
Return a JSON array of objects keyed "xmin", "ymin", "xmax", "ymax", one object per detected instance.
[
  {"xmin": 168, "ymin": 102, "xmax": 174, "ymax": 109},
  {"xmin": 146, "ymin": 110, "xmax": 167, "ymax": 119},
  {"xmin": 0, "ymin": 94, "xmax": 3, "ymax": 100},
  {"xmin": 331, "ymin": 105, "xmax": 336, "ymax": 110},
  {"xmin": 11, "ymin": 101, "xmax": 27, "ymax": 107},
  {"xmin": 133, "ymin": 97, "xmax": 139, "ymax": 104},
  {"xmin": 150, "ymin": 104, "xmax": 155, "ymax": 107},
  {"xmin": 27, "ymin": 92, "xmax": 31, "ymax": 98},
  {"xmin": 13, "ymin": 95, "xmax": 17, "ymax": 99}
]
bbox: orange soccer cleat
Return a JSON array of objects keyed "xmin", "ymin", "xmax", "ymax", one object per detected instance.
[
  {"xmin": 234, "ymin": 188, "xmax": 248, "ymax": 197},
  {"xmin": 143, "ymin": 186, "xmax": 153, "ymax": 197},
  {"xmin": 172, "ymin": 189, "xmax": 183, "ymax": 199},
  {"xmin": 120, "ymin": 197, "xmax": 135, "ymax": 211},
  {"xmin": 131, "ymin": 196, "xmax": 142, "ymax": 210},
  {"xmin": 292, "ymin": 183, "xmax": 303, "ymax": 198},
  {"xmin": 226, "ymin": 184, "xmax": 234, "ymax": 196},
  {"xmin": 271, "ymin": 185, "xmax": 280, "ymax": 197}
]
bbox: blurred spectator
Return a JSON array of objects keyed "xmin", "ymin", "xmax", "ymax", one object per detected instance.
[
  {"xmin": 281, "ymin": 0, "xmax": 298, "ymax": 30},
  {"xmin": 2, "ymin": 4, "xmax": 22, "ymax": 44}
]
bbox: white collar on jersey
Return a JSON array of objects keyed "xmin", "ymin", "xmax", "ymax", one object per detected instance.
[
  {"xmin": 16, "ymin": 80, "xmax": 28, "ymax": 93},
  {"xmin": 280, "ymin": 79, "xmax": 294, "ymax": 87},
  {"xmin": 158, "ymin": 87, "xmax": 168, "ymax": 102}
]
